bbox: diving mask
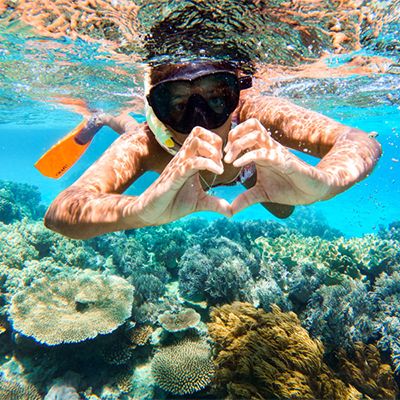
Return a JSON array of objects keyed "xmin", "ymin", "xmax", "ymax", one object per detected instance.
[{"xmin": 146, "ymin": 65, "xmax": 252, "ymax": 135}]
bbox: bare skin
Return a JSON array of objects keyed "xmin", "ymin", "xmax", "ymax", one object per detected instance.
[{"xmin": 44, "ymin": 92, "xmax": 382, "ymax": 239}]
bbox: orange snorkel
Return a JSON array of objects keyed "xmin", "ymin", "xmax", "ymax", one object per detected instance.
[{"xmin": 34, "ymin": 115, "xmax": 103, "ymax": 179}]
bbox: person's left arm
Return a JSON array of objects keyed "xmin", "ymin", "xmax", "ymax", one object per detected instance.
[{"xmin": 224, "ymin": 94, "xmax": 382, "ymax": 213}]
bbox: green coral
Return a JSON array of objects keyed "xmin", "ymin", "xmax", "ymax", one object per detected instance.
[
  {"xmin": 256, "ymin": 232, "xmax": 400, "ymax": 284},
  {"xmin": 9, "ymin": 270, "xmax": 134, "ymax": 345}
]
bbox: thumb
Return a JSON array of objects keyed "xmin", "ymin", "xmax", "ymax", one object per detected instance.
[
  {"xmin": 231, "ymin": 186, "xmax": 268, "ymax": 214},
  {"xmin": 197, "ymin": 194, "xmax": 232, "ymax": 217}
]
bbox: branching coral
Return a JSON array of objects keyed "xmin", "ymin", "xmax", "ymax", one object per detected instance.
[
  {"xmin": 303, "ymin": 278, "xmax": 374, "ymax": 352},
  {"xmin": 208, "ymin": 302, "xmax": 362, "ymax": 400},
  {"xmin": 0, "ymin": 180, "xmax": 46, "ymax": 224},
  {"xmin": 370, "ymin": 270, "xmax": 400, "ymax": 372},
  {"xmin": 337, "ymin": 342, "xmax": 398, "ymax": 400},
  {"xmin": 0, "ymin": 378, "xmax": 41, "ymax": 400},
  {"xmin": 178, "ymin": 237, "xmax": 258, "ymax": 304},
  {"xmin": 151, "ymin": 337, "xmax": 214, "ymax": 396},
  {"xmin": 9, "ymin": 270, "xmax": 134, "ymax": 345}
]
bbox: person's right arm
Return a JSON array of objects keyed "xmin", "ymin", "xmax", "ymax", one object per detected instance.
[
  {"xmin": 44, "ymin": 117, "xmax": 157, "ymax": 239},
  {"xmin": 44, "ymin": 118, "xmax": 230, "ymax": 239}
]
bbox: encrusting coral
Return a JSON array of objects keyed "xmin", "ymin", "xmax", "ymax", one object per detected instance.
[
  {"xmin": 208, "ymin": 302, "xmax": 362, "ymax": 400},
  {"xmin": 9, "ymin": 269, "xmax": 134, "ymax": 345},
  {"xmin": 151, "ymin": 336, "xmax": 214, "ymax": 396}
]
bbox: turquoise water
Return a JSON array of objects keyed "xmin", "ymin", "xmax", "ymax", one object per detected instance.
[{"xmin": 1, "ymin": 1, "xmax": 400, "ymax": 399}]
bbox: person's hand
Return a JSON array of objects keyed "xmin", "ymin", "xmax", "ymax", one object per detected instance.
[
  {"xmin": 224, "ymin": 118, "xmax": 332, "ymax": 214},
  {"xmin": 132, "ymin": 126, "xmax": 232, "ymax": 226}
]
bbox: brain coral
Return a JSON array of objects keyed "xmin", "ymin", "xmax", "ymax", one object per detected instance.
[
  {"xmin": 9, "ymin": 270, "xmax": 134, "ymax": 345},
  {"xmin": 151, "ymin": 337, "xmax": 214, "ymax": 395}
]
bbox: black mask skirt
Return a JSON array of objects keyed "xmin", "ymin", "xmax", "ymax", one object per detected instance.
[{"xmin": 147, "ymin": 71, "xmax": 252, "ymax": 134}]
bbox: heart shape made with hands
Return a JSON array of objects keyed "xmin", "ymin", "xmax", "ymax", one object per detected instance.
[{"xmin": 183, "ymin": 119, "xmax": 299, "ymax": 218}]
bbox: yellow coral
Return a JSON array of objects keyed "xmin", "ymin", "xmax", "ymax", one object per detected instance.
[
  {"xmin": 127, "ymin": 324, "xmax": 153, "ymax": 347},
  {"xmin": 337, "ymin": 342, "xmax": 398, "ymax": 399},
  {"xmin": 208, "ymin": 302, "xmax": 362, "ymax": 400}
]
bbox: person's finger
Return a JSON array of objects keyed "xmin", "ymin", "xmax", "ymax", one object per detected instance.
[
  {"xmin": 224, "ymin": 131, "xmax": 260, "ymax": 164},
  {"xmin": 197, "ymin": 194, "xmax": 232, "ymax": 217},
  {"xmin": 191, "ymin": 126, "xmax": 223, "ymax": 148},
  {"xmin": 189, "ymin": 138, "xmax": 223, "ymax": 164},
  {"xmin": 232, "ymin": 148, "xmax": 275, "ymax": 168},
  {"xmin": 225, "ymin": 118, "xmax": 266, "ymax": 153},
  {"xmin": 188, "ymin": 157, "xmax": 224, "ymax": 175},
  {"xmin": 231, "ymin": 186, "xmax": 269, "ymax": 214}
]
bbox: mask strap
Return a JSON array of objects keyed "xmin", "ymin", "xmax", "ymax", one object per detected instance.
[{"xmin": 145, "ymin": 101, "xmax": 181, "ymax": 156}]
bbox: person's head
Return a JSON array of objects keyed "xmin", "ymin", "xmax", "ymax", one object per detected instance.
[{"xmin": 144, "ymin": 60, "xmax": 253, "ymax": 154}]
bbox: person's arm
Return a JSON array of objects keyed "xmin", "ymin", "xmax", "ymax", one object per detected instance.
[
  {"xmin": 223, "ymin": 94, "xmax": 382, "ymax": 213},
  {"xmin": 237, "ymin": 94, "xmax": 382, "ymax": 198},
  {"xmin": 45, "ymin": 119, "xmax": 230, "ymax": 240},
  {"xmin": 44, "ymin": 118, "xmax": 157, "ymax": 239}
]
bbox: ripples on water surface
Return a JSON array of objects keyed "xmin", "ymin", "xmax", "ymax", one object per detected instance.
[{"xmin": 0, "ymin": 0, "xmax": 399, "ymax": 234}]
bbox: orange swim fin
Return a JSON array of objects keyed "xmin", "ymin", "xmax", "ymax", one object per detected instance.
[{"xmin": 35, "ymin": 118, "xmax": 102, "ymax": 179}]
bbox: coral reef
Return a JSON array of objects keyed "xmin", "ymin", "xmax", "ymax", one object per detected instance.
[
  {"xmin": 178, "ymin": 237, "xmax": 259, "ymax": 304},
  {"xmin": 1, "ymin": 207, "xmax": 400, "ymax": 398},
  {"xmin": 208, "ymin": 302, "xmax": 362, "ymax": 400},
  {"xmin": 285, "ymin": 206, "xmax": 343, "ymax": 239},
  {"xmin": 0, "ymin": 378, "xmax": 41, "ymax": 400},
  {"xmin": 151, "ymin": 336, "xmax": 214, "ymax": 396},
  {"xmin": 336, "ymin": 342, "xmax": 398, "ymax": 400},
  {"xmin": 0, "ymin": 180, "xmax": 46, "ymax": 224},
  {"xmin": 9, "ymin": 270, "xmax": 134, "ymax": 345},
  {"xmin": 158, "ymin": 308, "xmax": 201, "ymax": 332}
]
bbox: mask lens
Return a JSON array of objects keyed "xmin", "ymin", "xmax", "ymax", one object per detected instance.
[{"xmin": 148, "ymin": 72, "xmax": 242, "ymax": 134}]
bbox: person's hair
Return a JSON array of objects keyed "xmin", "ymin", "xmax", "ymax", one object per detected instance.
[{"xmin": 148, "ymin": 60, "xmax": 243, "ymax": 87}]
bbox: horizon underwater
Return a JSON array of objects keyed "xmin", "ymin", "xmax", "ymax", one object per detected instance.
[{"xmin": 1, "ymin": 0, "xmax": 400, "ymax": 399}]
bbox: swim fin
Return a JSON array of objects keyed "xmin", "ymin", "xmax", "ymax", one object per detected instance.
[{"xmin": 35, "ymin": 118, "xmax": 102, "ymax": 179}]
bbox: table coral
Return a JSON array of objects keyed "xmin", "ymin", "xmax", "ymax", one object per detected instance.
[
  {"xmin": 158, "ymin": 308, "xmax": 201, "ymax": 332},
  {"xmin": 208, "ymin": 302, "xmax": 362, "ymax": 400},
  {"xmin": 151, "ymin": 336, "xmax": 214, "ymax": 396},
  {"xmin": 9, "ymin": 269, "xmax": 134, "ymax": 345}
]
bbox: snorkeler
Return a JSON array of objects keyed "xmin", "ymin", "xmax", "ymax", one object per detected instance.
[{"xmin": 39, "ymin": 60, "xmax": 382, "ymax": 239}]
